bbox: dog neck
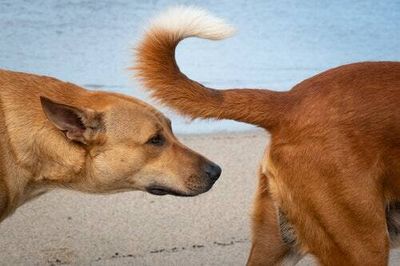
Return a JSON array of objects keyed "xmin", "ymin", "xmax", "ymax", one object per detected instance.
[{"xmin": 0, "ymin": 104, "xmax": 88, "ymax": 220}]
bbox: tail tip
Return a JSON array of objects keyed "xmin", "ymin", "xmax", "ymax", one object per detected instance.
[{"xmin": 149, "ymin": 5, "xmax": 236, "ymax": 40}]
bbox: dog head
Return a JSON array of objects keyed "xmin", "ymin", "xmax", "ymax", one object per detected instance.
[{"xmin": 40, "ymin": 92, "xmax": 221, "ymax": 196}]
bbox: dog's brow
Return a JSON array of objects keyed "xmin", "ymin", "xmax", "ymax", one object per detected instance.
[
  {"xmin": 155, "ymin": 123, "xmax": 163, "ymax": 131},
  {"xmin": 148, "ymin": 125, "xmax": 163, "ymax": 138}
]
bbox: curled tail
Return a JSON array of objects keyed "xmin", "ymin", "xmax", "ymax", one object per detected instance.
[{"xmin": 133, "ymin": 6, "xmax": 288, "ymax": 130}]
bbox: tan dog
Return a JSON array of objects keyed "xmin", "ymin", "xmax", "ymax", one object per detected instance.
[
  {"xmin": 0, "ymin": 69, "xmax": 221, "ymax": 222},
  {"xmin": 134, "ymin": 6, "xmax": 400, "ymax": 265}
]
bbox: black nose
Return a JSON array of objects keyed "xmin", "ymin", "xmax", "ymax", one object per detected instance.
[{"xmin": 204, "ymin": 162, "xmax": 222, "ymax": 181}]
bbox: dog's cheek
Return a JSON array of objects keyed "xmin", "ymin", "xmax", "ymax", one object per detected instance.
[{"xmin": 91, "ymin": 147, "xmax": 146, "ymax": 185}]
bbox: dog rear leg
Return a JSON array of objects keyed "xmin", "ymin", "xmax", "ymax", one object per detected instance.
[
  {"xmin": 291, "ymin": 192, "xmax": 388, "ymax": 266},
  {"xmin": 247, "ymin": 172, "xmax": 302, "ymax": 266}
]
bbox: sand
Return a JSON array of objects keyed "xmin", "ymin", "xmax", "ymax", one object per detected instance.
[{"xmin": 0, "ymin": 130, "xmax": 398, "ymax": 265}]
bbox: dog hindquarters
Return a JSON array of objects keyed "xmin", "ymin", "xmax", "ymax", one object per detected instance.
[{"xmin": 269, "ymin": 145, "xmax": 389, "ymax": 266}]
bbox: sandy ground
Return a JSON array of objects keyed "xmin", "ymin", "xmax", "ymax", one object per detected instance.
[{"xmin": 0, "ymin": 130, "xmax": 399, "ymax": 265}]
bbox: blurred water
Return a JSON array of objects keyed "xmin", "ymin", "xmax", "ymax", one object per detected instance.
[{"xmin": 1, "ymin": 0, "xmax": 399, "ymax": 133}]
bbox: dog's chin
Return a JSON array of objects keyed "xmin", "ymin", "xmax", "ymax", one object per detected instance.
[{"xmin": 145, "ymin": 184, "xmax": 213, "ymax": 197}]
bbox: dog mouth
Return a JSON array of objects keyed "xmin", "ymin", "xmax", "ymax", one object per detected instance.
[{"xmin": 146, "ymin": 185, "xmax": 192, "ymax": 197}]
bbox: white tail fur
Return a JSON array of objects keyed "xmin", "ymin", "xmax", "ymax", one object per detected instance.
[{"xmin": 148, "ymin": 6, "xmax": 236, "ymax": 40}]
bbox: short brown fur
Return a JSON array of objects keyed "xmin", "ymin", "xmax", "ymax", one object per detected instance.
[
  {"xmin": 135, "ymin": 26, "xmax": 400, "ymax": 265},
  {"xmin": 0, "ymin": 69, "xmax": 221, "ymax": 222}
]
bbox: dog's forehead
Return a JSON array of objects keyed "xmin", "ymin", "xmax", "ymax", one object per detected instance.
[{"xmin": 104, "ymin": 101, "xmax": 168, "ymax": 138}]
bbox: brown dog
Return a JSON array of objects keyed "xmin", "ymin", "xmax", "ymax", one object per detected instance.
[
  {"xmin": 134, "ymin": 6, "xmax": 400, "ymax": 265},
  {"xmin": 0, "ymin": 69, "xmax": 221, "ymax": 222}
]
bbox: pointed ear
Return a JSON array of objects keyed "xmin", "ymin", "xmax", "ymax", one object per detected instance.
[{"xmin": 40, "ymin": 96, "xmax": 104, "ymax": 144}]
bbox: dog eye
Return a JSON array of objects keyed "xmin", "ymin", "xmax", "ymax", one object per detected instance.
[{"xmin": 147, "ymin": 134, "xmax": 165, "ymax": 146}]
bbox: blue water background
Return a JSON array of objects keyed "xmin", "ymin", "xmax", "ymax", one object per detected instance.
[{"xmin": 1, "ymin": 0, "xmax": 399, "ymax": 133}]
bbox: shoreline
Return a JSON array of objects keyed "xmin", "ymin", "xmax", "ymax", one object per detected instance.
[{"xmin": 177, "ymin": 128, "xmax": 267, "ymax": 139}]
